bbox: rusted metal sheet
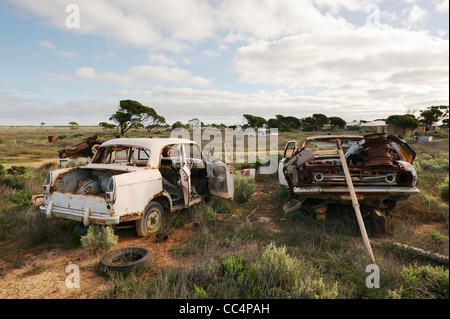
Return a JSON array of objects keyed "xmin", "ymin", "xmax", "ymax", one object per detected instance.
[
  {"xmin": 239, "ymin": 168, "xmax": 256, "ymax": 178},
  {"xmin": 362, "ymin": 133, "xmax": 394, "ymax": 166},
  {"xmin": 58, "ymin": 135, "xmax": 103, "ymax": 160}
]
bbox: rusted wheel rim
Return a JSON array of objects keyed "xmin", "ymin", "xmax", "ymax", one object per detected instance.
[
  {"xmin": 145, "ymin": 208, "xmax": 161, "ymax": 233},
  {"xmin": 91, "ymin": 144, "xmax": 100, "ymax": 154}
]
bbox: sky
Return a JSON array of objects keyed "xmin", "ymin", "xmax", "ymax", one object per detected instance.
[{"xmin": 0, "ymin": 0, "xmax": 448, "ymax": 126}]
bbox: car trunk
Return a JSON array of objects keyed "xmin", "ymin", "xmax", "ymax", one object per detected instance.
[{"xmin": 53, "ymin": 167, "xmax": 125, "ymax": 196}]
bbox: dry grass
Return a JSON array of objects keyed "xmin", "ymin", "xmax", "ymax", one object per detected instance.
[{"xmin": 0, "ymin": 126, "xmax": 448, "ymax": 299}]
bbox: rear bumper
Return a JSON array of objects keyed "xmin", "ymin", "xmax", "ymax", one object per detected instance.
[{"xmin": 40, "ymin": 202, "xmax": 119, "ymax": 226}]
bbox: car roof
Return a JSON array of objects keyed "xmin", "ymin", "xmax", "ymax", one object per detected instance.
[
  {"xmin": 99, "ymin": 138, "xmax": 199, "ymax": 168},
  {"xmin": 100, "ymin": 137, "xmax": 197, "ymax": 150},
  {"xmin": 304, "ymin": 135, "xmax": 364, "ymax": 141}
]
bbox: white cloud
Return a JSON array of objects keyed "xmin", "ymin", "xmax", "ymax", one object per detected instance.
[
  {"xmin": 64, "ymin": 64, "xmax": 212, "ymax": 88},
  {"xmin": 75, "ymin": 67, "xmax": 98, "ymax": 80},
  {"xmin": 148, "ymin": 54, "xmax": 176, "ymax": 66},
  {"xmin": 42, "ymin": 72, "xmax": 73, "ymax": 82},
  {"xmin": 39, "ymin": 40, "xmax": 55, "ymax": 50},
  {"xmin": 404, "ymin": 4, "xmax": 430, "ymax": 27},
  {"xmin": 12, "ymin": 0, "xmax": 216, "ymax": 50},
  {"xmin": 39, "ymin": 39, "xmax": 78, "ymax": 58},
  {"xmin": 216, "ymin": 0, "xmax": 352, "ymax": 42},
  {"xmin": 313, "ymin": 0, "xmax": 372, "ymax": 13},
  {"xmin": 56, "ymin": 50, "xmax": 79, "ymax": 58},
  {"xmin": 129, "ymin": 65, "xmax": 212, "ymax": 87},
  {"xmin": 232, "ymin": 26, "xmax": 448, "ymax": 86},
  {"xmin": 435, "ymin": 0, "xmax": 449, "ymax": 12}
]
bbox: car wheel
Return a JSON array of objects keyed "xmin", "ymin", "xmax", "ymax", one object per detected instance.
[
  {"xmin": 136, "ymin": 202, "xmax": 164, "ymax": 237},
  {"xmin": 99, "ymin": 247, "xmax": 152, "ymax": 273},
  {"xmin": 88, "ymin": 141, "xmax": 102, "ymax": 158}
]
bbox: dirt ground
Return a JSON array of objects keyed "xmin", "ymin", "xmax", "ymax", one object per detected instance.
[
  {"xmin": 0, "ymin": 184, "xmax": 279, "ymax": 299},
  {"xmin": 0, "ymin": 223, "xmax": 196, "ymax": 299}
]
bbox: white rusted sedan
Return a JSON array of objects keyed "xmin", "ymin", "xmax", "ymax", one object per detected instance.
[{"xmin": 40, "ymin": 138, "xmax": 234, "ymax": 236}]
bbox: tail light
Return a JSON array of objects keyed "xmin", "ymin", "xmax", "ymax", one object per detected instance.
[
  {"xmin": 43, "ymin": 172, "xmax": 52, "ymax": 194},
  {"xmin": 105, "ymin": 177, "xmax": 116, "ymax": 203}
]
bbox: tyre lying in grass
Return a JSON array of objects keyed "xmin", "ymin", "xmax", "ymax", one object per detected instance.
[{"xmin": 99, "ymin": 247, "xmax": 152, "ymax": 273}]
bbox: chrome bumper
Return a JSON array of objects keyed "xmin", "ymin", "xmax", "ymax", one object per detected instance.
[
  {"xmin": 292, "ymin": 186, "xmax": 419, "ymax": 201},
  {"xmin": 40, "ymin": 201, "xmax": 119, "ymax": 227}
]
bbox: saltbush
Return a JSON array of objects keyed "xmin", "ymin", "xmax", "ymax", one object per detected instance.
[
  {"xmin": 80, "ymin": 225, "xmax": 118, "ymax": 252},
  {"xmin": 439, "ymin": 175, "xmax": 449, "ymax": 202},
  {"xmin": 248, "ymin": 243, "xmax": 339, "ymax": 299},
  {"xmin": 234, "ymin": 173, "xmax": 255, "ymax": 203},
  {"xmin": 417, "ymin": 154, "xmax": 449, "ymax": 172},
  {"xmin": 399, "ymin": 265, "xmax": 449, "ymax": 299}
]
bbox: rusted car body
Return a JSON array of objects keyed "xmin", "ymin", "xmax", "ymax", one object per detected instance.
[
  {"xmin": 279, "ymin": 133, "xmax": 419, "ymax": 212},
  {"xmin": 58, "ymin": 136, "xmax": 103, "ymax": 167},
  {"xmin": 40, "ymin": 138, "xmax": 234, "ymax": 236}
]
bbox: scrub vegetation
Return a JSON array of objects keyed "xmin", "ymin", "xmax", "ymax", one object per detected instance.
[{"xmin": 0, "ymin": 125, "xmax": 448, "ymax": 299}]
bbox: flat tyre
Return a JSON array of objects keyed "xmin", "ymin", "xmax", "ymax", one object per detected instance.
[{"xmin": 98, "ymin": 247, "xmax": 152, "ymax": 273}]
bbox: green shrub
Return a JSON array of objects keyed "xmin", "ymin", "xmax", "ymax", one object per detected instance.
[
  {"xmin": 211, "ymin": 197, "xmax": 232, "ymax": 215},
  {"xmin": 439, "ymin": 175, "xmax": 449, "ymax": 202},
  {"xmin": 274, "ymin": 185, "xmax": 291, "ymax": 205},
  {"xmin": 399, "ymin": 265, "xmax": 449, "ymax": 299},
  {"xmin": 174, "ymin": 214, "xmax": 185, "ymax": 229},
  {"xmin": 80, "ymin": 225, "xmax": 118, "ymax": 252},
  {"xmin": 430, "ymin": 229, "xmax": 448, "ymax": 245},
  {"xmin": 417, "ymin": 154, "xmax": 449, "ymax": 172},
  {"xmin": 221, "ymin": 255, "xmax": 246, "ymax": 280},
  {"xmin": 248, "ymin": 243, "xmax": 339, "ymax": 299},
  {"xmin": 234, "ymin": 173, "xmax": 255, "ymax": 203},
  {"xmin": 232, "ymin": 220, "xmax": 254, "ymax": 244},
  {"xmin": 9, "ymin": 190, "xmax": 32, "ymax": 207},
  {"xmin": 202, "ymin": 206, "xmax": 219, "ymax": 224}
]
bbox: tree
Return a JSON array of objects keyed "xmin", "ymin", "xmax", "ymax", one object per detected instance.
[
  {"xmin": 300, "ymin": 117, "xmax": 319, "ymax": 131},
  {"xmin": 188, "ymin": 118, "xmax": 202, "ymax": 128},
  {"xmin": 329, "ymin": 117, "xmax": 346, "ymax": 129},
  {"xmin": 267, "ymin": 114, "xmax": 301, "ymax": 131},
  {"xmin": 109, "ymin": 100, "xmax": 164, "ymax": 135},
  {"xmin": 69, "ymin": 121, "xmax": 79, "ymax": 129},
  {"xmin": 146, "ymin": 114, "xmax": 166, "ymax": 132},
  {"xmin": 243, "ymin": 114, "xmax": 267, "ymax": 129},
  {"xmin": 312, "ymin": 114, "xmax": 329, "ymax": 130},
  {"xmin": 385, "ymin": 115, "xmax": 419, "ymax": 130},
  {"xmin": 172, "ymin": 121, "xmax": 187, "ymax": 129},
  {"xmin": 99, "ymin": 122, "xmax": 116, "ymax": 129},
  {"xmin": 419, "ymin": 105, "xmax": 449, "ymax": 130}
]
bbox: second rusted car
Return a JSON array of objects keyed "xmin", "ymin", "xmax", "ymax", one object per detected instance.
[{"xmin": 279, "ymin": 133, "xmax": 419, "ymax": 215}]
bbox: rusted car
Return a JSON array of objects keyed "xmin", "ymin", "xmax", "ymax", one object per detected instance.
[
  {"xmin": 58, "ymin": 135, "xmax": 103, "ymax": 167},
  {"xmin": 40, "ymin": 138, "xmax": 234, "ymax": 236},
  {"xmin": 279, "ymin": 133, "xmax": 419, "ymax": 215}
]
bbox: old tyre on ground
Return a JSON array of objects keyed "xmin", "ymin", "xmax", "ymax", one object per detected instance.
[
  {"xmin": 99, "ymin": 247, "xmax": 152, "ymax": 273},
  {"xmin": 135, "ymin": 202, "xmax": 164, "ymax": 237}
]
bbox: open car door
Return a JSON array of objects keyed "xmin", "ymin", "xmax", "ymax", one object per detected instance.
[
  {"xmin": 206, "ymin": 160, "xmax": 234, "ymax": 200},
  {"xmin": 178, "ymin": 144, "xmax": 191, "ymax": 208}
]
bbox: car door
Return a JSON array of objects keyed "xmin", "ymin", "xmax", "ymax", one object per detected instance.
[
  {"xmin": 279, "ymin": 141, "xmax": 298, "ymax": 186},
  {"xmin": 206, "ymin": 160, "xmax": 234, "ymax": 200},
  {"xmin": 178, "ymin": 143, "xmax": 191, "ymax": 208}
]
